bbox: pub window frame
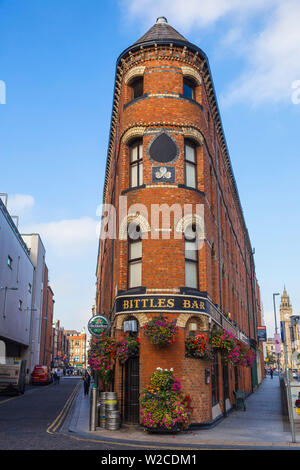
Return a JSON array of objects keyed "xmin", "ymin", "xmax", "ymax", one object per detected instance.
[
  {"xmin": 183, "ymin": 77, "xmax": 196, "ymax": 100},
  {"xmin": 184, "ymin": 139, "xmax": 197, "ymax": 189},
  {"xmin": 130, "ymin": 76, "xmax": 144, "ymax": 100},
  {"xmin": 184, "ymin": 223, "xmax": 199, "ymax": 289},
  {"xmin": 129, "ymin": 139, "xmax": 143, "ymax": 188},
  {"xmin": 211, "ymin": 353, "xmax": 219, "ymax": 406},
  {"xmin": 128, "ymin": 224, "xmax": 142, "ymax": 289}
]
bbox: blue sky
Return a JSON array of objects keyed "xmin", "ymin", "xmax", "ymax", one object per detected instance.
[{"xmin": 0, "ymin": 0, "xmax": 299, "ymax": 335}]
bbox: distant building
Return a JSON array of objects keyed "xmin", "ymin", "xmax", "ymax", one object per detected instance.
[
  {"xmin": 39, "ymin": 265, "xmax": 54, "ymax": 368},
  {"xmin": 265, "ymin": 338, "xmax": 277, "ymax": 367},
  {"xmin": 280, "ymin": 288, "xmax": 300, "ymax": 372},
  {"xmin": 66, "ymin": 328, "xmax": 87, "ymax": 370},
  {"xmin": 51, "ymin": 320, "xmax": 69, "ymax": 368},
  {"xmin": 21, "ymin": 233, "xmax": 46, "ymax": 374}
]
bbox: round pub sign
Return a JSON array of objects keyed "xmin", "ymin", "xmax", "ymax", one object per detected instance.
[{"xmin": 88, "ymin": 315, "xmax": 110, "ymax": 337}]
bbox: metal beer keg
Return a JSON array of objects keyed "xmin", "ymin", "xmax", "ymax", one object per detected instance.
[
  {"xmin": 105, "ymin": 409, "xmax": 120, "ymax": 430},
  {"xmin": 99, "ymin": 392, "xmax": 107, "ymax": 428}
]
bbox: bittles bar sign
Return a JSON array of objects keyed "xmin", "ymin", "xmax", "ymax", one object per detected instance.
[
  {"xmin": 116, "ymin": 294, "xmax": 207, "ymax": 314},
  {"xmin": 115, "ymin": 294, "xmax": 238, "ymax": 336}
]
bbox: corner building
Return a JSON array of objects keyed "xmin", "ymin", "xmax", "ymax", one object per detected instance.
[{"xmin": 96, "ymin": 17, "xmax": 264, "ymax": 426}]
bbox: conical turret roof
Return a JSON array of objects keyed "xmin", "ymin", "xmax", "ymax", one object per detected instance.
[{"xmin": 134, "ymin": 17, "xmax": 187, "ymax": 45}]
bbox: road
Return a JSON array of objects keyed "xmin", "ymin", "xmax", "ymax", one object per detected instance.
[{"xmin": 0, "ymin": 377, "xmax": 140, "ymax": 450}]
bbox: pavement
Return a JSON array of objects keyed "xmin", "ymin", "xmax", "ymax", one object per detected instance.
[{"xmin": 61, "ymin": 376, "xmax": 300, "ymax": 450}]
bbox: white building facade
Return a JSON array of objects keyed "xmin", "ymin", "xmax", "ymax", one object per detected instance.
[
  {"xmin": 21, "ymin": 234, "xmax": 46, "ymax": 376},
  {"xmin": 0, "ymin": 197, "xmax": 34, "ymax": 373}
]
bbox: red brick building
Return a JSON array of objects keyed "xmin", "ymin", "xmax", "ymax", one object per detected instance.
[
  {"xmin": 39, "ymin": 265, "xmax": 54, "ymax": 367},
  {"xmin": 66, "ymin": 329, "xmax": 87, "ymax": 370},
  {"xmin": 96, "ymin": 17, "xmax": 264, "ymax": 426}
]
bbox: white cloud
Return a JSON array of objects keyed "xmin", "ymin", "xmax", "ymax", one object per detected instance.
[
  {"xmin": 23, "ymin": 217, "xmax": 99, "ymax": 256},
  {"xmin": 7, "ymin": 194, "xmax": 35, "ymax": 216},
  {"xmin": 121, "ymin": 0, "xmax": 273, "ymax": 30},
  {"xmin": 222, "ymin": 0, "xmax": 300, "ymax": 105},
  {"xmin": 122, "ymin": 0, "xmax": 300, "ymax": 105}
]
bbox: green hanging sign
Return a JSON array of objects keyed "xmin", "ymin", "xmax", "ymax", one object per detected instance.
[{"xmin": 88, "ymin": 315, "xmax": 110, "ymax": 337}]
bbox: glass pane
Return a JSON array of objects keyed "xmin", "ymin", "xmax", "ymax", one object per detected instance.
[
  {"xmin": 185, "ymin": 260, "xmax": 198, "ymax": 288},
  {"xmin": 132, "ymin": 78, "xmax": 143, "ymax": 99},
  {"xmin": 185, "ymin": 240, "xmax": 197, "ymax": 261},
  {"xmin": 131, "ymin": 145, "xmax": 138, "ymax": 162},
  {"xmin": 185, "ymin": 144, "xmax": 195, "ymax": 162},
  {"xmin": 131, "ymin": 163, "xmax": 138, "ymax": 187},
  {"xmin": 139, "ymin": 143, "xmax": 143, "ymax": 159},
  {"xmin": 129, "ymin": 240, "xmax": 142, "ymax": 260},
  {"xmin": 183, "ymin": 80, "xmax": 194, "ymax": 99},
  {"xmin": 185, "ymin": 162, "xmax": 196, "ymax": 188},
  {"xmin": 129, "ymin": 261, "xmax": 142, "ymax": 288},
  {"xmin": 139, "ymin": 162, "xmax": 143, "ymax": 185}
]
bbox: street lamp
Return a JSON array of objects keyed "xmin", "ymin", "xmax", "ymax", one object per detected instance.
[{"xmin": 273, "ymin": 292, "xmax": 280, "ymax": 373}]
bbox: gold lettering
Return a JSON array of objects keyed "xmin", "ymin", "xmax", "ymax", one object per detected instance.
[
  {"xmin": 199, "ymin": 302, "xmax": 205, "ymax": 310},
  {"xmin": 129, "ymin": 299, "xmax": 134, "ymax": 309},
  {"xmin": 141, "ymin": 298, "xmax": 148, "ymax": 308},
  {"xmin": 192, "ymin": 300, "xmax": 199, "ymax": 309},
  {"xmin": 157, "ymin": 298, "xmax": 166, "ymax": 308},
  {"xmin": 149, "ymin": 298, "xmax": 155, "ymax": 308},
  {"xmin": 134, "ymin": 299, "xmax": 140, "ymax": 308},
  {"xmin": 183, "ymin": 299, "xmax": 191, "ymax": 309},
  {"xmin": 167, "ymin": 298, "xmax": 175, "ymax": 308},
  {"xmin": 123, "ymin": 300, "xmax": 129, "ymax": 310}
]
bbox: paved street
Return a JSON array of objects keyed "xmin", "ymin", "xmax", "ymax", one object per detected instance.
[
  {"xmin": 0, "ymin": 377, "xmax": 132, "ymax": 450},
  {"xmin": 1, "ymin": 375, "xmax": 299, "ymax": 451}
]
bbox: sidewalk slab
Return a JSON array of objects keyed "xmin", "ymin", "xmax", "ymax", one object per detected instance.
[{"xmin": 63, "ymin": 376, "xmax": 300, "ymax": 449}]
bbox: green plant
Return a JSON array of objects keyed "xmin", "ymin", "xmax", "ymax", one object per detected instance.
[
  {"xmin": 116, "ymin": 335, "xmax": 140, "ymax": 364},
  {"xmin": 185, "ymin": 334, "xmax": 213, "ymax": 360},
  {"xmin": 140, "ymin": 368, "xmax": 192, "ymax": 431},
  {"xmin": 143, "ymin": 315, "xmax": 178, "ymax": 347}
]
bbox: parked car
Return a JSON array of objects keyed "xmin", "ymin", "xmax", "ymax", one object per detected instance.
[
  {"xmin": 292, "ymin": 369, "xmax": 298, "ymax": 380},
  {"xmin": 31, "ymin": 365, "xmax": 52, "ymax": 385}
]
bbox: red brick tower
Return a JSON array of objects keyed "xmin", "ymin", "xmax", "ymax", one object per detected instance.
[{"xmin": 96, "ymin": 17, "xmax": 263, "ymax": 426}]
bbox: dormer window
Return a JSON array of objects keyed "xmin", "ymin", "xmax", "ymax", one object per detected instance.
[
  {"xmin": 183, "ymin": 78, "xmax": 195, "ymax": 100},
  {"xmin": 130, "ymin": 76, "xmax": 143, "ymax": 100}
]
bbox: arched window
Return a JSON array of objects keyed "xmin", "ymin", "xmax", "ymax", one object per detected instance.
[
  {"xmin": 184, "ymin": 223, "xmax": 198, "ymax": 289},
  {"xmin": 130, "ymin": 76, "xmax": 143, "ymax": 100},
  {"xmin": 128, "ymin": 223, "xmax": 142, "ymax": 288},
  {"xmin": 123, "ymin": 315, "xmax": 139, "ymax": 339},
  {"xmin": 184, "ymin": 139, "xmax": 197, "ymax": 189},
  {"xmin": 129, "ymin": 139, "xmax": 143, "ymax": 188},
  {"xmin": 183, "ymin": 77, "xmax": 196, "ymax": 100},
  {"xmin": 186, "ymin": 317, "xmax": 204, "ymax": 338}
]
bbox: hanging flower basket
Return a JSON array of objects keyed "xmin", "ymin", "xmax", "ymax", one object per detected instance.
[
  {"xmin": 143, "ymin": 315, "xmax": 178, "ymax": 347},
  {"xmin": 88, "ymin": 336, "xmax": 117, "ymax": 384},
  {"xmin": 209, "ymin": 329, "xmax": 256, "ymax": 367},
  {"xmin": 116, "ymin": 335, "xmax": 140, "ymax": 364},
  {"xmin": 185, "ymin": 334, "xmax": 213, "ymax": 360},
  {"xmin": 140, "ymin": 368, "xmax": 192, "ymax": 433}
]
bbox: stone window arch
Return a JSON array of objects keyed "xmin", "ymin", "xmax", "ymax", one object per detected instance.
[
  {"xmin": 119, "ymin": 214, "xmax": 150, "ymax": 241},
  {"xmin": 185, "ymin": 315, "xmax": 207, "ymax": 338},
  {"xmin": 181, "ymin": 67, "xmax": 201, "ymax": 102},
  {"xmin": 123, "ymin": 315, "xmax": 139, "ymax": 338},
  {"xmin": 124, "ymin": 66, "xmax": 146, "ymax": 102}
]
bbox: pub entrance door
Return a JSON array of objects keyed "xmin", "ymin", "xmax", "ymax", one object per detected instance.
[{"xmin": 124, "ymin": 356, "xmax": 140, "ymax": 424}]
